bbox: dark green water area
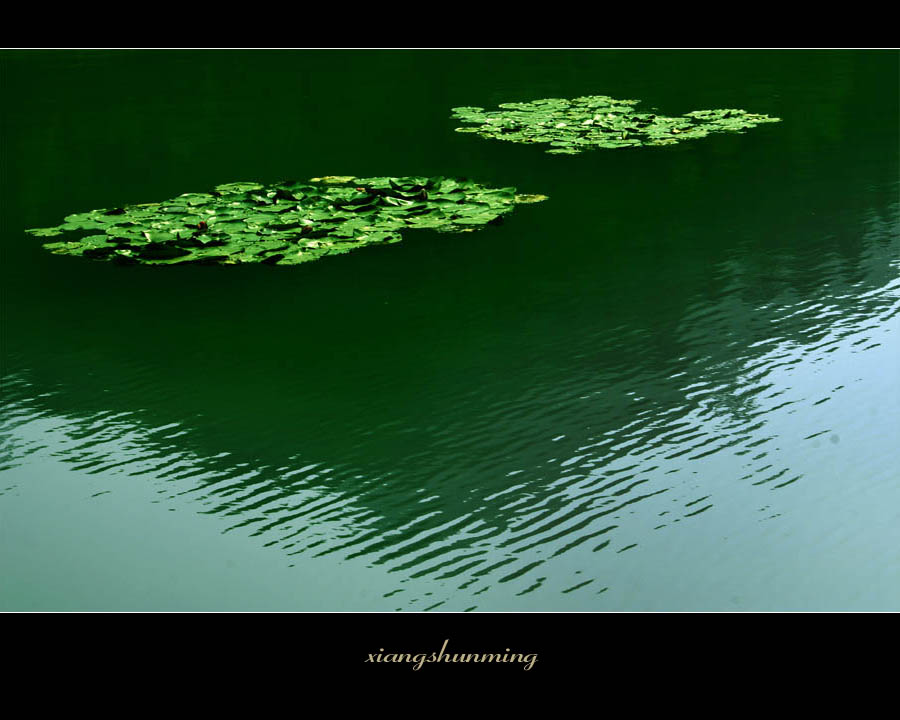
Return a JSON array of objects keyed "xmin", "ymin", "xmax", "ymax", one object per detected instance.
[{"xmin": 1, "ymin": 50, "xmax": 898, "ymax": 610}]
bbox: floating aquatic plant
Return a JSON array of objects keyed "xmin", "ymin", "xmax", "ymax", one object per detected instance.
[
  {"xmin": 451, "ymin": 96, "xmax": 781, "ymax": 155},
  {"xmin": 27, "ymin": 176, "xmax": 547, "ymax": 266}
]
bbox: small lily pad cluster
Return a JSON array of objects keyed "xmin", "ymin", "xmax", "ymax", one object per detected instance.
[
  {"xmin": 27, "ymin": 176, "xmax": 546, "ymax": 266},
  {"xmin": 451, "ymin": 95, "xmax": 781, "ymax": 155}
]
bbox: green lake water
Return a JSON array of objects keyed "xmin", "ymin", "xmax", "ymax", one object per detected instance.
[{"xmin": 1, "ymin": 50, "xmax": 898, "ymax": 611}]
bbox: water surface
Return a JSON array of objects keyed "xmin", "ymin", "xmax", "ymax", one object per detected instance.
[{"xmin": 1, "ymin": 50, "xmax": 898, "ymax": 610}]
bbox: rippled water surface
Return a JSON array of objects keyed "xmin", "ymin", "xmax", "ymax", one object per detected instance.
[{"xmin": 2, "ymin": 50, "xmax": 898, "ymax": 610}]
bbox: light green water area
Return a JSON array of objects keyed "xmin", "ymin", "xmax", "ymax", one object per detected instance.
[{"xmin": 1, "ymin": 50, "xmax": 898, "ymax": 610}]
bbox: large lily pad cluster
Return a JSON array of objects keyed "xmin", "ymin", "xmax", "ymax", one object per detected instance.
[
  {"xmin": 27, "ymin": 176, "xmax": 546, "ymax": 266},
  {"xmin": 451, "ymin": 95, "xmax": 781, "ymax": 155}
]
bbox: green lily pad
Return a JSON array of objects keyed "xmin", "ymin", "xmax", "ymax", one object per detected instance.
[
  {"xmin": 26, "ymin": 176, "xmax": 547, "ymax": 267},
  {"xmin": 451, "ymin": 95, "xmax": 781, "ymax": 155}
]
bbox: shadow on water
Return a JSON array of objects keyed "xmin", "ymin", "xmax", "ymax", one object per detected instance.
[{"xmin": 2, "ymin": 50, "xmax": 898, "ymax": 609}]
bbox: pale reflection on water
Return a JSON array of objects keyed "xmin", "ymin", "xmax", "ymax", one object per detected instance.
[{"xmin": 3, "ymin": 218, "xmax": 897, "ymax": 609}]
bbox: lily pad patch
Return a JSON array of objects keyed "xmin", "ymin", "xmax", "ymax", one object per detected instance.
[
  {"xmin": 451, "ymin": 96, "xmax": 781, "ymax": 155},
  {"xmin": 26, "ymin": 176, "xmax": 546, "ymax": 266}
]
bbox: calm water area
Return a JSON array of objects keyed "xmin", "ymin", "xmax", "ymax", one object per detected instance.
[{"xmin": 1, "ymin": 50, "xmax": 897, "ymax": 610}]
